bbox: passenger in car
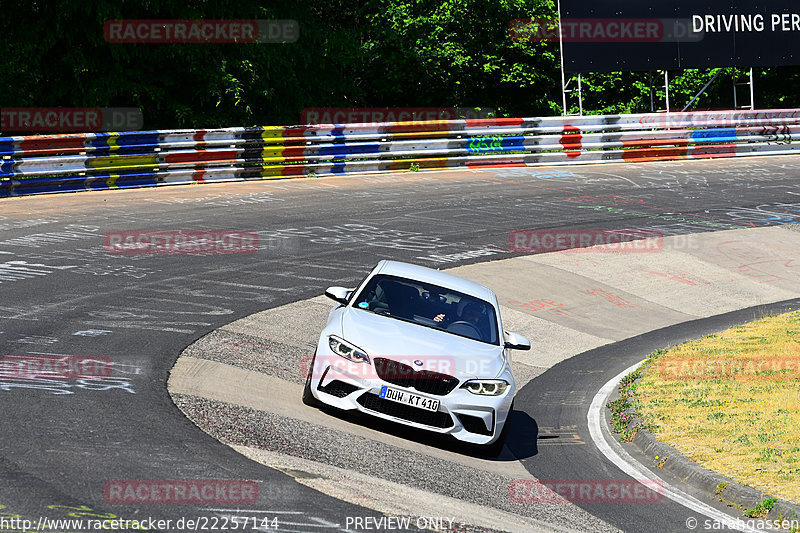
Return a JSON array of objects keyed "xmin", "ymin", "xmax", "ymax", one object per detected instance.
[{"xmin": 381, "ymin": 280, "xmax": 419, "ymax": 320}]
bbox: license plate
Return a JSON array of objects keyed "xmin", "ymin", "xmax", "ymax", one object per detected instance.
[{"xmin": 379, "ymin": 385, "xmax": 440, "ymax": 412}]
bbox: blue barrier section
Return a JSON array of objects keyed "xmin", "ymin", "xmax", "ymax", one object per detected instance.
[
  {"xmin": 691, "ymin": 128, "xmax": 738, "ymax": 141},
  {"xmin": 0, "ymin": 160, "xmax": 14, "ymax": 177},
  {"xmin": 466, "ymin": 135, "xmax": 526, "ymax": 152},
  {"xmin": 317, "ymin": 143, "xmax": 382, "ymax": 156},
  {"xmin": 0, "ymin": 176, "xmax": 89, "ymax": 197}
]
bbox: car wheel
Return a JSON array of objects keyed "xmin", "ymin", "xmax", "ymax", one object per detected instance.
[
  {"xmin": 302, "ymin": 353, "xmax": 320, "ymax": 407},
  {"xmin": 480, "ymin": 400, "xmax": 513, "ymax": 457}
]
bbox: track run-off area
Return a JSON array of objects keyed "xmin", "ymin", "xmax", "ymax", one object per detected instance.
[{"xmin": 2, "ymin": 156, "xmax": 800, "ymax": 532}]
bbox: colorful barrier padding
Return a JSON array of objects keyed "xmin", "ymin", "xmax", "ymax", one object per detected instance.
[{"xmin": 2, "ymin": 109, "xmax": 800, "ymax": 197}]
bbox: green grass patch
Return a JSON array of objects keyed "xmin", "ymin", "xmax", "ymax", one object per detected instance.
[{"xmin": 612, "ymin": 311, "xmax": 800, "ymax": 506}]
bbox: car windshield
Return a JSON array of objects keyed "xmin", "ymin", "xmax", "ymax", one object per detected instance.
[{"xmin": 351, "ymin": 274, "xmax": 500, "ymax": 345}]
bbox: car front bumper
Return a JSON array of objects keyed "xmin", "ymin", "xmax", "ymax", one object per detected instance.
[{"xmin": 308, "ymin": 351, "xmax": 514, "ymax": 445}]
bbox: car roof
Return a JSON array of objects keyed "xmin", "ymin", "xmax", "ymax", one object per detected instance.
[{"xmin": 373, "ymin": 260, "xmax": 495, "ymax": 303}]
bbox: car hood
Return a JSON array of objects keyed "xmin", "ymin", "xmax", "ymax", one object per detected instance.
[{"xmin": 335, "ymin": 307, "xmax": 505, "ymax": 379}]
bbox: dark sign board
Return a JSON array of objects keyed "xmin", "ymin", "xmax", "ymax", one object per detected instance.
[{"xmin": 558, "ymin": 0, "xmax": 800, "ymax": 72}]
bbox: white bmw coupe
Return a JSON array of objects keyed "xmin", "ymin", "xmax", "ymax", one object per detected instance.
[{"xmin": 303, "ymin": 260, "xmax": 530, "ymax": 456}]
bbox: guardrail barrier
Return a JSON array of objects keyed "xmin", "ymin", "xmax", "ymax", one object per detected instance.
[{"xmin": 2, "ymin": 109, "xmax": 800, "ymax": 197}]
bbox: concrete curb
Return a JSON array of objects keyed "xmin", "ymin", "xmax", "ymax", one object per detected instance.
[{"xmin": 633, "ymin": 429, "xmax": 800, "ymax": 522}]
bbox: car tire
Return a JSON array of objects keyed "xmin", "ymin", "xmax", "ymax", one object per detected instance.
[
  {"xmin": 480, "ymin": 400, "xmax": 513, "ymax": 457},
  {"xmin": 302, "ymin": 353, "xmax": 321, "ymax": 407}
]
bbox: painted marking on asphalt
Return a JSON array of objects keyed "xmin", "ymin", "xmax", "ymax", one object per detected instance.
[
  {"xmin": 537, "ymin": 391, "xmax": 588, "ymax": 406},
  {"xmin": 204, "ymin": 280, "xmax": 295, "ymax": 291},
  {"xmin": 588, "ymin": 361, "xmax": 761, "ymax": 533},
  {"xmin": 537, "ymin": 425, "xmax": 585, "ymax": 445},
  {"xmin": 73, "ymin": 329, "xmax": 112, "ymax": 337},
  {"xmin": 12, "ymin": 335, "xmax": 58, "ymax": 345},
  {"xmin": 0, "ymin": 260, "xmax": 77, "ymax": 284}
]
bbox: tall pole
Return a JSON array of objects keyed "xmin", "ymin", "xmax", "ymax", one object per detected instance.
[{"xmin": 558, "ymin": 0, "xmax": 568, "ymax": 115}]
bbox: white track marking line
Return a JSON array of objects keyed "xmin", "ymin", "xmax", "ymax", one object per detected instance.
[{"xmin": 588, "ymin": 361, "xmax": 761, "ymax": 533}]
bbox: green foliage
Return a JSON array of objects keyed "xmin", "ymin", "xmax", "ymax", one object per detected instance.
[
  {"xmin": 744, "ymin": 498, "xmax": 777, "ymax": 518},
  {"xmin": 1, "ymin": 1, "xmax": 798, "ymax": 131},
  {"xmin": 362, "ymin": 0, "xmax": 560, "ymax": 116},
  {"xmin": 1, "ymin": 1, "xmax": 370, "ymax": 128},
  {"xmin": 568, "ymin": 67, "xmax": 800, "ymax": 114},
  {"xmin": 606, "ymin": 363, "xmax": 653, "ymax": 442}
]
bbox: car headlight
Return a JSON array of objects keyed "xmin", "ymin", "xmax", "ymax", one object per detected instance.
[
  {"xmin": 328, "ymin": 336, "xmax": 370, "ymax": 364},
  {"xmin": 461, "ymin": 379, "xmax": 508, "ymax": 396}
]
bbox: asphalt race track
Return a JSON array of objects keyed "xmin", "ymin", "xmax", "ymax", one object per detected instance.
[
  {"xmin": 2, "ymin": 156, "xmax": 800, "ymax": 532},
  {"xmin": 514, "ymin": 298, "xmax": 800, "ymax": 532}
]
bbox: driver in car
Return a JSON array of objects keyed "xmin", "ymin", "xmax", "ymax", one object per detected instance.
[
  {"xmin": 461, "ymin": 303, "xmax": 483, "ymax": 326},
  {"xmin": 432, "ymin": 302, "xmax": 487, "ymax": 340}
]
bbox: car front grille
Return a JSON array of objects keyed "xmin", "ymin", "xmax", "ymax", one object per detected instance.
[
  {"xmin": 372, "ymin": 357, "xmax": 459, "ymax": 396},
  {"xmin": 356, "ymin": 392, "xmax": 454, "ymax": 428}
]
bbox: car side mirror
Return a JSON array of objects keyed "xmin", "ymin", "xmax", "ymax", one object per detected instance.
[
  {"xmin": 325, "ymin": 286, "xmax": 351, "ymax": 305},
  {"xmin": 504, "ymin": 331, "xmax": 531, "ymax": 350}
]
